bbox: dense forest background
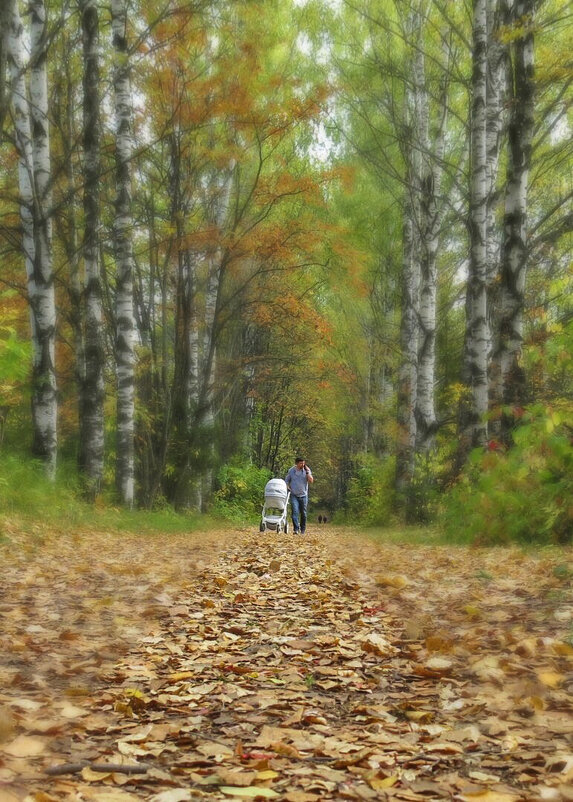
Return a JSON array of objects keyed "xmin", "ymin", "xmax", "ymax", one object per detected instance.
[{"xmin": 0, "ymin": 0, "xmax": 571, "ymax": 542}]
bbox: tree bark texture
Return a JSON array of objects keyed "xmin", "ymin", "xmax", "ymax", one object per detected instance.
[
  {"xmin": 79, "ymin": 0, "xmax": 105, "ymax": 496},
  {"xmin": 28, "ymin": 0, "xmax": 58, "ymax": 477},
  {"xmin": 461, "ymin": 0, "xmax": 490, "ymax": 453},
  {"xmin": 491, "ymin": 0, "xmax": 535, "ymax": 433},
  {"xmin": 112, "ymin": 0, "xmax": 136, "ymax": 506}
]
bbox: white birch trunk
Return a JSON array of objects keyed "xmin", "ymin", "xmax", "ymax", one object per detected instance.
[
  {"xmin": 492, "ymin": 0, "xmax": 535, "ymax": 424},
  {"xmin": 8, "ymin": 2, "xmax": 35, "ymax": 335},
  {"xmin": 196, "ymin": 163, "xmax": 235, "ymax": 505},
  {"xmin": 395, "ymin": 11, "xmax": 421, "ymax": 499},
  {"xmin": 461, "ymin": 0, "xmax": 489, "ymax": 451},
  {"xmin": 79, "ymin": 0, "xmax": 105, "ymax": 495},
  {"xmin": 396, "ymin": 168, "xmax": 419, "ymax": 497},
  {"xmin": 413, "ymin": 17, "xmax": 447, "ymax": 455},
  {"xmin": 24, "ymin": 0, "xmax": 57, "ymax": 477},
  {"xmin": 484, "ymin": 0, "xmax": 508, "ymax": 387},
  {"xmin": 0, "ymin": 0, "xmax": 16, "ymax": 131},
  {"xmin": 112, "ymin": 0, "xmax": 136, "ymax": 506},
  {"xmin": 485, "ymin": 0, "xmax": 506, "ymax": 278}
]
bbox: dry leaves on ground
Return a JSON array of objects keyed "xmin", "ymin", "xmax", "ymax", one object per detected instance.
[{"xmin": 0, "ymin": 524, "xmax": 572, "ymax": 802}]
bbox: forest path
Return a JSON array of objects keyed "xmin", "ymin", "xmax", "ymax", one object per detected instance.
[{"xmin": 1, "ymin": 525, "xmax": 572, "ymax": 802}]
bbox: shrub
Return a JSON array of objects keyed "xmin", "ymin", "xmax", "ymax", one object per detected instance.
[
  {"xmin": 441, "ymin": 403, "xmax": 573, "ymax": 545},
  {"xmin": 342, "ymin": 454, "xmax": 396, "ymax": 526},
  {"xmin": 213, "ymin": 462, "xmax": 272, "ymax": 523}
]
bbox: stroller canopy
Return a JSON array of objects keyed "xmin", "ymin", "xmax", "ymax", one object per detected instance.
[{"xmin": 264, "ymin": 478, "xmax": 289, "ymax": 508}]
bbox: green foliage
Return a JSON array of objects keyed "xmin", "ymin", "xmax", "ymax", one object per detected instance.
[
  {"xmin": 212, "ymin": 462, "xmax": 272, "ymax": 524},
  {"xmin": 0, "ymin": 452, "xmax": 207, "ymax": 537},
  {"xmin": 0, "ymin": 299, "xmax": 31, "ymax": 418},
  {"xmin": 340, "ymin": 453, "xmax": 396, "ymax": 526},
  {"xmin": 441, "ymin": 404, "xmax": 573, "ymax": 545}
]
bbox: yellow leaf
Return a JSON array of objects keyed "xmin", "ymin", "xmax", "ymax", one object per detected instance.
[
  {"xmin": 2, "ymin": 734, "xmax": 46, "ymax": 757},
  {"xmin": 168, "ymin": 671, "xmax": 195, "ymax": 681},
  {"xmin": 375, "ymin": 574, "xmax": 408, "ymax": 589},
  {"xmin": 256, "ymin": 771, "xmax": 280, "ymax": 781},
  {"xmin": 537, "ymin": 669, "xmax": 565, "ymax": 688},
  {"xmin": 369, "ymin": 776, "xmax": 399, "ymax": 790},
  {"xmin": 552, "ymin": 641, "xmax": 573, "ymax": 656},
  {"xmin": 405, "ymin": 710, "xmax": 434, "ymax": 723},
  {"xmin": 460, "ymin": 792, "xmax": 520, "ymax": 802}
]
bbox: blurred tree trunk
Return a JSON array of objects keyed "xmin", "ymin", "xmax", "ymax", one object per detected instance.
[
  {"xmin": 21, "ymin": 0, "xmax": 58, "ymax": 478},
  {"xmin": 415, "ymin": 25, "xmax": 449, "ymax": 455},
  {"xmin": 112, "ymin": 0, "xmax": 136, "ymax": 506},
  {"xmin": 395, "ymin": 8, "xmax": 422, "ymax": 505},
  {"xmin": 395, "ymin": 164, "xmax": 419, "ymax": 502},
  {"xmin": 78, "ymin": 0, "xmax": 105, "ymax": 497},
  {"xmin": 491, "ymin": 0, "xmax": 536, "ymax": 439},
  {"xmin": 459, "ymin": 0, "xmax": 489, "ymax": 455},
  {"xmin": 7, "ymin": 0, "xmax": 36, "ymax": 368},
  {"xmin": 0, "ymin": 0, "xmax": 16, "ymax": 134}
]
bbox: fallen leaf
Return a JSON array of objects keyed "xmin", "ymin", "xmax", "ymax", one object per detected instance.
[
  {"xmin": 219, "ymin": 788, "xmax": 279, "ymax": 798},
  {"xmin": 459, "ymin": 792, "xmax": 520, "ymax": 802},
  {"xmin": 361, "ymin": 633, "xmax": 396, "ymax": 656},
  {"xmin": 148, "ymin": 792, "xmax": 193, "ymax": 802},
  {"xmin": 2, "ymin": 734, "xmax": 46, "ymax": 757}
]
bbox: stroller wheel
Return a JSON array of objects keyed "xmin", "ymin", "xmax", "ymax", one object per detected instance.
[
  {"xmin": 284, "ymin": 522, "xmax": 289, "ymax": 534},
  {"xmin": 259, "ymin": 522, "xmax": 265, "ymax": 532}
]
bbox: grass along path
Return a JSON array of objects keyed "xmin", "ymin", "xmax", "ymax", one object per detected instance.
[{"xmin": 0, "ymin": 524, "xmax": 572, "ymax": 802}]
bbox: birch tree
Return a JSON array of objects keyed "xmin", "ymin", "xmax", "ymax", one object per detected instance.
[
  {"xmin": 8, "ymin": 0, "xmax": 59, "ymax": 477},
  {"xmin": 396, "ymin": 172, "xmax": 419, "ymax": 498},
  {"xmin": 7, "ymin": 1, "xmax": 36, "ymax": 353},
  {"xmin": 112, "ymin": 0, "xmax": 136, "ymax": 506},
  {"xmin": 491, "ymin": 0, "xmax": 536, "ymax": 433},
  {"xmin": 0, "ymin": 0, "xmax": 16, "ymax": 134},
  {"xmin": 460, "ymin": 0, "xmax": 490, "ymax": 453},
  {"xmin": 78, "ymin": 0, "xmax": 105, "ymax": 496},
  {"xmin": 414, "ymin": 20, "xmax": 449, "ymax": 455}
]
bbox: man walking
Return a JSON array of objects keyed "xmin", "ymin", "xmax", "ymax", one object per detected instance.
[{"xmin": 285, "ymin": 456, "xmax": 314, "ymax": 535}]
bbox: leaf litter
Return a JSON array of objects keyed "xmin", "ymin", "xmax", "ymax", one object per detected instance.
[{"xmin": 0, "ymin": 525, "xmax": 572, "ymax": 801}]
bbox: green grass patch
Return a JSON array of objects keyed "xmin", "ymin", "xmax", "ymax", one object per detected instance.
[
  {"xmin": 357, "ymin": 524, "xmax": 445, "ymax": 546},
  {"xmin": 0, "ymin": 453, "xmax": 218, "ymax": 541}
]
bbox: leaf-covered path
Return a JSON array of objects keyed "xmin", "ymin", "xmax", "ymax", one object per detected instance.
[{"xmin": 1, "ymin": 526, "xmax": 572, "ymax": 802}]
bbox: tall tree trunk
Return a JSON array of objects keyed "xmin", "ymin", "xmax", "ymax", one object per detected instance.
[
  {"xmin": 197, "ymin": 163, "xmax": 235, "ymax": 506},
  {"xmin": 460, "ymin": 0, "xmax": 489, "ymax": 455},
  {"xmin": 8, "ymin": 3, "xmax": 34, "ymax": 269},
  {"xmin": 491, "ymin": 0, "xmax": 535, "ymax": 438},
  {"xmin": 414, "ymin": 23, "xmax": 448, "ymax": 455},
  {"xmin": 395, "ymin": 173, "xmax": 419, "ymax": 503},
  {"xmin": 485, "ymin": 0, "xmax": 507, "ymax": 282},
  {"xmin": 112, "ymin": 0, "xmax": 136, "ymax": 506},
  {"xmin": 29, "ymin": 0, "xmax": 58, "ymax": 478},
  {"xmin": 484, "ymin": 0, "xmax": 508, "ymax": 417},
  {"xmin": 78, "ymin": 0, "xmax": 105, "ymax": 497},
  {"xmin": 395, "ymin": 10, "xmax": 421, "ymax": 507},
  {"xmin": 8, "ymin": 0, "xmax": 36, "ymax": 367},
  {"xmin": 0, "ymin": 0, "xmax": 16, "ymax": 134}
]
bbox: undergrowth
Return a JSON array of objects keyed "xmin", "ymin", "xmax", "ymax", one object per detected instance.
[{"xmin": 0, "ymin": 453, "xmax": 211, "ymax": 540}]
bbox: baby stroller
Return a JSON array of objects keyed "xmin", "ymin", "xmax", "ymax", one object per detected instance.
[{"xmin": 260, "ymin": 478, "xmax": 290, "ymax": 533}]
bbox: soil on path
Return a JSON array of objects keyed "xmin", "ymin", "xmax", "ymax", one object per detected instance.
[{"xmin": 0, "ymin": 525, "xmax": 572, "ymax": 802}]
